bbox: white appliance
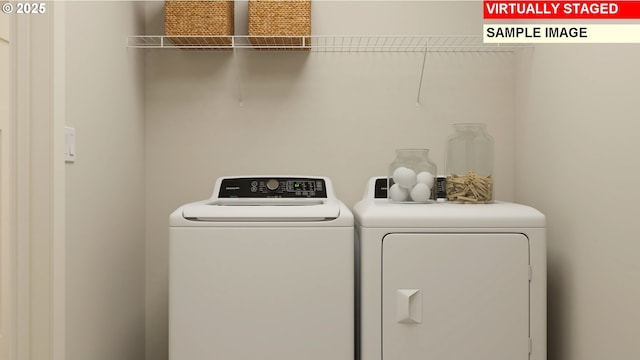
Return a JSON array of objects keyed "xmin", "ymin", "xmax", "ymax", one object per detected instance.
[
  {"xmin": 169, "ymin": 176, "xmax": 354, "ymax": 360},
  {"xmin": 354, "ymin": 177, "xmax": 546, "ymax": 360}
]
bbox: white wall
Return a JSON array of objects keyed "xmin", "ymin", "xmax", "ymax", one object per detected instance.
[
  {"xmin": 144, "ymin": 2, "xmax": 519, "ymax": 359},
  {"xmin": 516, "ymin": 45, "xmax": 640, "ymax": 360},
  {"xmin": 65, "ymin": 2, "xmax": 146, "ymax": 360}
]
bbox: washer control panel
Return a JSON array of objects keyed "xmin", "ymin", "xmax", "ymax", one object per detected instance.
[{"xmin": 218, "ymin": 177, "xmax": 328, "ymax": 198}]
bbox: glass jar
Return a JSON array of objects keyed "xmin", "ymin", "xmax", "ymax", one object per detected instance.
[
  {"xmin": 388, "ymin": 149, "xmax": 437, "ymax": 203},
  {"xmin": 445, "ymin": 123, "xmax": 494, "ymax": 203}
]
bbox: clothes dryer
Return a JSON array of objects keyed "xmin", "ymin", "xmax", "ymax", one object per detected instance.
[{"xmin": 354, "ymin": 177, "xmax": 546, "ymax": 360}]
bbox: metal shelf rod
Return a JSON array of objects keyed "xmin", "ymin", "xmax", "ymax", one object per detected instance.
[{"xmin": 127, "ymin": 35, "xmax": 530, "ymax": 52}]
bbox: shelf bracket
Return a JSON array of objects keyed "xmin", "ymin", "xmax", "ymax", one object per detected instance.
[
  {"xmin": 416, "ymin": 42, "xmax": 428, "ymax": 105},
  {"xmin": 232, "ymin": 39, "xmax": 244, "ymax": 106}
]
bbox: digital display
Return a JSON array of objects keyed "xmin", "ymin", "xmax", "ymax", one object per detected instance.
[{"xmin": 287, "ymin": 180, "xmax": 318, "ymax": 192}]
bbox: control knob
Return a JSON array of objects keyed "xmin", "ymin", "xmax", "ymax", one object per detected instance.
[{"xmin": 266, "ymin": 179, "xmax": 279, "ymax": 191}]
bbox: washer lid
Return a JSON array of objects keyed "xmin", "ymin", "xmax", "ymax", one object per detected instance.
[{"xmin": 182, "ymin": 198, "xmax": 342, "ymax": 222}]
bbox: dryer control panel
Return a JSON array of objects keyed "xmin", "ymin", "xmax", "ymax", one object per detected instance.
[
  {"xmin": 218, "ymin": 177, "xmax": 328, "ymax": 198},
  {"xmin": 374, "ymin": 177, "xmax": 448, "ymax": 199}
]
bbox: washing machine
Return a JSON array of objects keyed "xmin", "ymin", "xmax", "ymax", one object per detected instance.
[
  {"xmin": 169, "ymin": 176, "xmax": 354, "ymax": 360},
  {"xmin": 354, "ymin": 177, "xmax": 546, "ymax": 360}
]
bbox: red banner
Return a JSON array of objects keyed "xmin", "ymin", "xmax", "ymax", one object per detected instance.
[{"xmin": 484, "ymin": 1, "xmax": 640, "ymax": 19}]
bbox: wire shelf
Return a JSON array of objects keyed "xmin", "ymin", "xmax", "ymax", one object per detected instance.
[
  {"xmin": 127, "ymin": 35, "xmax": 529, "ymax": 52},
  {"xmin": 127, "ymin": 35, "xmax": 531, "ymax": 104}
]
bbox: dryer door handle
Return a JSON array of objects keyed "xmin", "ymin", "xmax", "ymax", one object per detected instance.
[{"xmin": 397, "ymin": 289, "xmax": 422, "ymax": 324}]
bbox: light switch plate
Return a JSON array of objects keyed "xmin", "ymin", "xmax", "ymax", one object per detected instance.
[{"xmin": 65, "ymin": 127, "xmax": 76, "ymax": 162}]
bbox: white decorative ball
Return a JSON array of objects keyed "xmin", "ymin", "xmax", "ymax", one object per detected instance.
[
  {"xmin": 392, "ymin": 167, "xmax": 417, "ymax": 189},
  {"xmin": 409, "ymin": 183, "xmax": 432, "ymax": 202},
  {"xmin": 416, "ymin": 171, "xmax": 435, "ymax": 189},
  {"xmin": 389, "ymin": 184, "xmax": 410, "ymax": 202}
]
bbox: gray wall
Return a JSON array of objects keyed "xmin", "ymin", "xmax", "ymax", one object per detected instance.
[
  {"xmin": 515, "ymin": 45, "xmax": 640, "ymax": 360},
  {"xmin": 61, "ymin": 2, "xmax": 640, "ymax": 360},
  {"xmin": 65, "ymin": 2, "xmax": 146, "ymax": 360}
]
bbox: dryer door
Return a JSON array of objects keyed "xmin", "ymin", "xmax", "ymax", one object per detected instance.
[{"xmin": 382, "ymin": 233, "xmax": 530, "ymax": 360}]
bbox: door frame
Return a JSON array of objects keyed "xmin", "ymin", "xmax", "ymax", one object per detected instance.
[
  {"xmin": 1, "ymin": 9, "xmax": 14, "ymax": 360},
  {"xmin": 10, "ymin": 3, "xmax": 66, "ymax": 359}
]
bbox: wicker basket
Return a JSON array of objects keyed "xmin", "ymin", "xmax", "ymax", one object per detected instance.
[
  {"xmin": 248, "ymin": 0, "xmax": 311, "ymax": 50},
  {"xmin": 164, "ymin": 0, "xmax": 234, "ymax": 48}
]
